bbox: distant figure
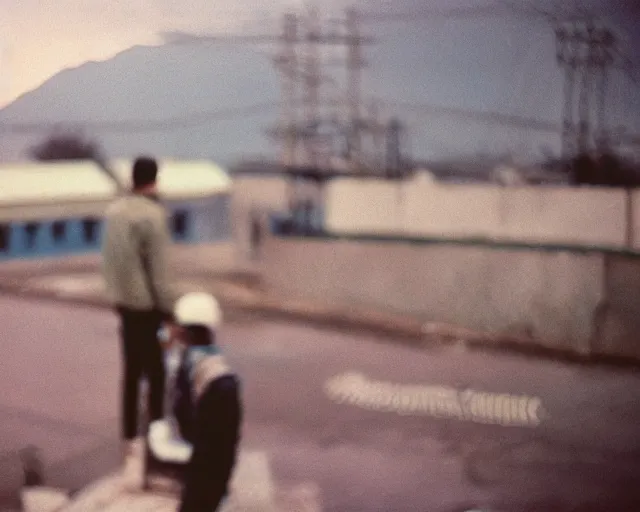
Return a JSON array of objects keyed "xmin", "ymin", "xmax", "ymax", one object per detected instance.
[
  {"xmin": 303, "ymin": 199, "xmax": 314, "ymax": 234},
  {"xmin": 250, "ymin": 211, "xmax": 261, "ymax": 260},
  {"xmin": 20, "ymin": 446, "xmax": 44, "ymax": 487},
  {"xmin": 101, "ymin": 157, "xmax": 177, "ymax": 483},
  {"xmin": 572, "ymin": 153, "xmax": 598, "ymax": 185},
  {"xmin": 171, "ymin": 292, "xmax": 243, "ymax": 512}
]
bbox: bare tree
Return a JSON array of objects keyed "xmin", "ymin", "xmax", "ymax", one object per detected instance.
[
  {"xmin": 29, "ymin": 132, "xmax": 123, "ymax": 191},
  {"xmin": 30, "ymin": 132, "xmax": 101, "ymax": 161}
]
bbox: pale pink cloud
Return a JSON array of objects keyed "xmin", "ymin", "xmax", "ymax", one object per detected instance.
[
  {"xmin": 1, "ymin": 0, "xmax": 307, "ymax": 106},
  {"xmin": 2, "ymin": 0, "xmax": 634, "ymax": 110}
]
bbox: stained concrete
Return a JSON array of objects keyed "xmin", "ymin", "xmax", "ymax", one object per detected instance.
[{"xmin": 262, "ymin": 237, "xmax": 606, "ymax": 355}]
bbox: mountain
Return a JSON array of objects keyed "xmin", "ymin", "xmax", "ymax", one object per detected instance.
[
  {"xmin": 0, "ymin": 11, "xmax": 638, "ymax": 167},
  {"xmin": 0, "ymin": 43, "xmax": 280, "ymax": 166}
]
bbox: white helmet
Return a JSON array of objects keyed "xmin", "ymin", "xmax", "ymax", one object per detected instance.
[{"xmin": 174, "ymin": 292, "xmax": 222, "ymax": 330}]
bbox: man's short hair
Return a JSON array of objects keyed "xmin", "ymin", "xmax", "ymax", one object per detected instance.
[{"xmin": 132, "ymin": 157, "xmax": 158, "ymax": 189}]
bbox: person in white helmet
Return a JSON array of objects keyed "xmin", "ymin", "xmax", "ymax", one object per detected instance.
[{"xmin": 167, "ymin": 292, "xmax": 242, "ymax": 512}]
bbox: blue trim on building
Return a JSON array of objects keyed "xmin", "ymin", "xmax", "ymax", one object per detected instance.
[
  {"xmin": 0, "ymin": 198, "xmax": 231, "ymax": 261},
  {"xmin": 0, "ymin": 218, "xmax": 103, "ymax": 261}
]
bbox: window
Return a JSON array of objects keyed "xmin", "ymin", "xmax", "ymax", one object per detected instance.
[
  {"xmin": 51, "ymin": 221, "xmax": 67, "ymax": 243},
  {"xmin": 82, "ymin": 218, "xmax": 99, "ymax": 244},
  {"xmin": 0, "ymin": 224, "xmax": 9, "ymax": 252},
  {"xmin": 172, "ymin": 210, "xmax": 189, "ymax": 239},
  {"xmin": 24, "ymin": 222, "xmax": 40, "ymax": 249}
]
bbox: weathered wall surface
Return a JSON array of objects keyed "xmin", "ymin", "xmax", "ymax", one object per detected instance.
[
  {"xmin": 233, "ymin": 175, "xmax": 640, "ymax": 361},
  {"xmin": 324, "ymin": 179, "xmax": 406, "ymax": 235},
  {"xmin": 262, "ymin": 236, "xmax": 608, "ymax": 355},
  {"xmin": 596, "ymin": 255, "xmax": 640, "ymax": 360}
]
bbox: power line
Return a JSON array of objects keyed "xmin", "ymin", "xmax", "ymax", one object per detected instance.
[
  {"xmin": 160, "ymin": 29, "xmax": 375, "ymax": 46},
  {"xmin": 259, "ymin": 8, "xmax": 376, "ymax": 171},
  {"xmin": 377, "ymin": 99, "xmax": 561, "ymax": 132},
  {"xmin": 493, "ymin": 1, "xmax": 638, "ymax": 156},
  {"xmin": 355, "ymin": 4, "xmax": 521, "ymax": 23},
  {"xmin": 159, "ymin": 9, "xmax": 377, "ymax": 171},
  {"xmin": 353, "ymin": 1, "xmax": 608, "ymax": 24},
  {"xmin": 0, "ymin": 102, "xmax": 279, "ymax": 133},
  {"xmin": 554, "ymin": 21, "xmax": 624, "ymax": 155}
]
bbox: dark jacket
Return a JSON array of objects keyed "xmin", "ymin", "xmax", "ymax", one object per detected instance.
[{"xmin": 173, "ymin": 345, "xmax": 241, "ymax": 444}]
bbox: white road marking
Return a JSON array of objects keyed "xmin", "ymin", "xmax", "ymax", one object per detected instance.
[
  {"xmin": 325, "ymin": 372, "xmax": 544, "ymax": 427},
  {"xmin": 55, "ymin": 449, "xmax": 313, "ymax": 512},
  {"xmin": 274, "ymin": 482, "xmax": 323, "ymax": 512},
  {"xmin": 24, "ymin": 275, "xmax": 105, "ymax": 296},
  {"xmin": 59, "ymin": 471, "xmax": 126, "ymax": 512},
  {"xmin": 21, "ymin": 487, "xmax": 70, "ymax": 512},
  {"xmin": 226, "ymin": 451, "xmax": 276, "ymax": 509},
  {"xmin": 101, "ymin": 493, "xmax": 178, "ymax": 512}
]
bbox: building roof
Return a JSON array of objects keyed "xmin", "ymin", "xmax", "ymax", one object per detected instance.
[
  {"xmin": 0, "ymin": 160, "xmax": 117, "ymax": 205},
  {"xmin": 109, "ymin": 159, "xmax": 231, "ymax": 198}
]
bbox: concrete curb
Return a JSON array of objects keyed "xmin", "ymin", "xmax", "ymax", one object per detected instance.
[
  {"xmin": 1, "ymin": 278, "xmax": 639, "ymax": 370},
  {"xmin": 21, "ymin": 487, "xmax": 71, "ymax": 512},
  {"xmin": 0, "ymin": 279, "xmax": 427, "ymax": 341},
  {"xmin": 24, "ymin": 449, "xmax": 322, "ymax": 512}
]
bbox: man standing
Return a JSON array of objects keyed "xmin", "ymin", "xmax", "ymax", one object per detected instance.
[{"xmin": 101, "ymin": 157, "xmax": 176, "ymax": 472}]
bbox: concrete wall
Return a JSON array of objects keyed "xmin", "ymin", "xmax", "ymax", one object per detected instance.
[
  {"xmin": 403, "ymin": 181, "xmax": 501, "ymax": 239},
  {"xmin": 234, "ymin": 174, "xmax": 640, "ymax": 360},
  {"xmin": 324, "ymin": 179, "xmax": 405, "ymax": 235},
  {"xmin": 596, "ymin": 255, "xmax": 640, "ymax": 360},
  {"xmin": 491, "ymin": 186, "xmax": 626, "ymax": 247},
  {"xmin": 262, "ymin": 236, "xmax": 606, "ymax": 354},
  {"xmin": 325, "ymin": 177, "xmax": 629, "ymax": 249}
]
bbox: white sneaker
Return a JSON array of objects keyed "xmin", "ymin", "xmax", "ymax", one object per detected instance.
[
  {"xmin": 122, "ymin": 453, "xmax": 143, "ymax": 491},
  {"xmin": 121, "ymin": 438, "xmax": 144, "ymax": 491},
  {"xmin": 122, "ymin": 437, "xmax": 144, "ymax": 459}
]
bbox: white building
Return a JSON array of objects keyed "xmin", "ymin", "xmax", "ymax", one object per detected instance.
[{"xmin": 0, "ymin": 159, "xmax": 232, "ymax": 260}]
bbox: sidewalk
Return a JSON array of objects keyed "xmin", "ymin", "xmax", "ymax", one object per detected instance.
[
  {"xmin": 0, "ymin": 247, "xmax": 328, "ymax": 512},
  {"xmin": 0, "ymin": 247, "xmax": 425, "ymax": 512},
  {"xmin": 20, "ymin": 449, "xmax": 322, "ymax": 512},
  {"xmin": 0, "ymin": 246, "xmax": 429, "ymax": 342}
]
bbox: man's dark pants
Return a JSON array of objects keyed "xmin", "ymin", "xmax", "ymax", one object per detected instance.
[
  {"xmin": 180, "ymin": 376, "xmax": 242, "ymax": 512},
  {"xmin": 117, "ymin": 307, "xmax": 165, "ymax": 440}
]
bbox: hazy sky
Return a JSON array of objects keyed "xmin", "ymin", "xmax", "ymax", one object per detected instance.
[
  {"xmin": 1, "ymin": 0, "xmax": 638, "ymax": 108},
  {"xmin": 1, "ymin": 0, "xmax": 310, "ymax": 106}
]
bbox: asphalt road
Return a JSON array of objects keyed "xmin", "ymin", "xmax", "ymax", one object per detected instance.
[{"xmin": 1, "ymin": 294, "xmax": 640, "ymax": 511}]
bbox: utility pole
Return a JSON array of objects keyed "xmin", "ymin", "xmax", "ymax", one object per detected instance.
[
  {"xmin": 576, "ymin": 22, "xmax": 593, "ymax": 155},
  {"xmin": 274, "ymin": 13, "xmax": 299, "ymax": 167},
  {"xmin": 268, "ymin": 7, "xmax": 374, "ymax": 173},
  {"xmin": 593, "ymin": 26, "xmax": 616, "ymax": 150},
  {"xmin": 302, "ymin": 7, "xmax": 322, "ymax": 169},
  {"xmin": 555, "ymin": 20, "xmax": 618, "ymax": 158},
  {"xmin": 368, "ymin": 99, "xmax": 385, "ymax": 173},
  {"xmin": 555, "ymin": 23, "xmax": 579, "ymax": 160},
  {"xmin": 386, "ymin": 118, "xmax": 403, "ymax": 178},
  {"xmin": 346, "ymin": 8, "xmax": 364, "ymax": 169}
]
